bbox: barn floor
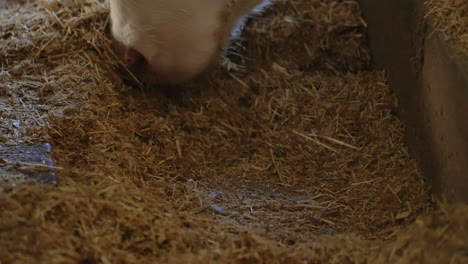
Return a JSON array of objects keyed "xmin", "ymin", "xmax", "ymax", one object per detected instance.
[{"xmin": 0, "ymin": 0, "xmax": 467, "ymax": 263}]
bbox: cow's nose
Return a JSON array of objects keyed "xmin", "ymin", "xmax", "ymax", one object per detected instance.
[
  {"xmin": 122, "ymin": 46, "xmax": 145, "ymax": 66},
  {"xmin": 114, "ymin": 42, "xmax": 146, "ymax": 68}
]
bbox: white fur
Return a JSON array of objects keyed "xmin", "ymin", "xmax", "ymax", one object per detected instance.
[{"xmin": 109, "ymin": 0, "xmax": 269, "ymax": 84}]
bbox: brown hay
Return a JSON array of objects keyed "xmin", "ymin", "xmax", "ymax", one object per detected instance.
[
  {"xmin": 426, "ymin": 0, "xmax": 468, "ymax": 62},
  {"xmin": 0, "ymin": 0, "xmax": 465, "ymax": 263},
  {"xmin": 167, "ymin": 203, "xmax": 468, "ymax": 263},
  {"xmin": 374, "ymin": 203, "xmax": 468, "ymax": 264}
]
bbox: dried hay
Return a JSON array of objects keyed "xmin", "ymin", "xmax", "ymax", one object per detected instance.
[
  {"xmin": 167, "ymin": 203, "xmax": 468, "ymax": 263},
  {"xmin": 426, "ymin": 0, "xmax": 468, "ymax": 63},
  {"xmin": 0, "ymin": 0, "xmax": 466, "ymax": 263}
]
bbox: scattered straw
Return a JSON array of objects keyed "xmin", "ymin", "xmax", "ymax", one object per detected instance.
[
  {"xmin": 0, "ymin": 0, "xmax": 465, "ymax": 263},
  {"xmin": 426, "ymin": 0, "xmax": 468, "ymax": 62}
]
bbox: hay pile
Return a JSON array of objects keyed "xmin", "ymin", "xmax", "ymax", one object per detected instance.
[
  {"xmin": 426, "ymin": 0, "xmax": 468, "ymax": 63},
  {"xmin": 0, "ymin": 0, "xmax": 466, "ymax": 263}
]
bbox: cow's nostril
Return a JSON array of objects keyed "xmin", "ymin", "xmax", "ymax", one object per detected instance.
[
  {"xmin": 122, "ymin": 47, "xmax": 145, "ymax": 67},
  {"xmin": 113, "ymin": 42, "xmax": 146, "ymax": 68}
]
